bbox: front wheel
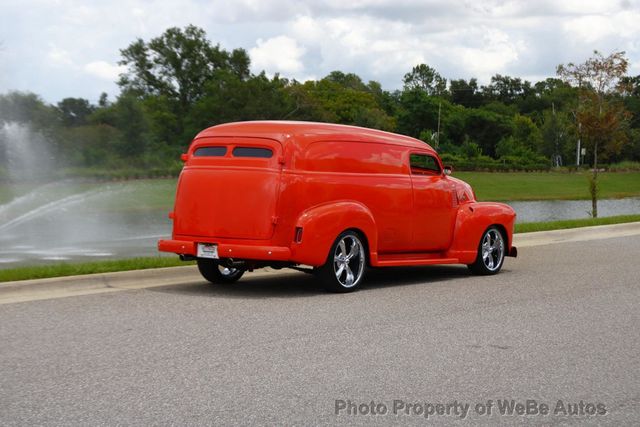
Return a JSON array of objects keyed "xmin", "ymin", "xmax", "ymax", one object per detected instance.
[
  {"xmin": 197, "ymin": 259, "xmax": 245, "ymax": 284},
  {"xmin": 468, "ymin": 226, "xmax": 506, "ymax": 275},
  {"xmin": 316, "ymin": 231, "xmax": 367, "ymax": 293}
]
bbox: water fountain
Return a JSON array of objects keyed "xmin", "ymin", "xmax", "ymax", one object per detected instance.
[{"xmin": 0, "ymin": 122, "xmax": 172, "ymax": 268}]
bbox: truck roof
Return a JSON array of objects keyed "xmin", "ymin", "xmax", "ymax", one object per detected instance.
[{"xmin": 194, "ymin": 121, "xmax": 435, "ymax": 152}]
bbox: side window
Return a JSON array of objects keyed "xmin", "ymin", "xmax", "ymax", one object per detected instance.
[{"xmin": 410, "ymin": 153, "xmax": 441, "ymax": 175}]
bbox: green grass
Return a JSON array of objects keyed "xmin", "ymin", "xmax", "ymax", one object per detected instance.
[
  {"xmin": 0, "ymin": 178, "xmax": 178, "ymax": 211},
  {"xmin": 0, "ymin": 257, "xmax": 195, "ymax": 283},
  {"xmin": 2, "ymin": 216, "xmax": 640, "ymax": 283},
  {"xmin": 515, "ymin": 214, "xmax": 640, "ymax": 233},
  {"xmin": 455, "ymin": 171, "xmax": 640, "ymax": 201},
  {"xmin": 2, "ymin": 172, "xmax": 639, "ymax": 206}
]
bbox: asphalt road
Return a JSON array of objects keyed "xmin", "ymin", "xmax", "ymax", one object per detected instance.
[{"xmin": 1, "ymin": 236, "xmax": 639, "ymax": 425}]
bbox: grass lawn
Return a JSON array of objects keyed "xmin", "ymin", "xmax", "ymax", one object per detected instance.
[
  {"xmin": 2, "ymin": 215, "xmax": 639, "ymax": 283},
  {"xmin": 2, "ymin": 172, "xmax": 639, "ymax": 206},
  {"xmin": 515, "ymin": 214, "xmax": 640, "ymax": 233},
  {"xmin": 0, "ymin": 257, "xmax": 195, "ymax": 283},
  {"xmin": 455, "ymin": 171, "xmax": 640, "ymax": 201}
]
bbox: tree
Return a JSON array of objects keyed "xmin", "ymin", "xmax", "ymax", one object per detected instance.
[
  {"xmin": 283, "ymin": 73, "xmax": 395, "ymax": 130},
  {"xmin": 541, "ymin": 109, "xmax": 573, "ymax": 166},
  {"xmin": 461, "ymin": 108, "xmax": 513, "ymax": 157},
  {"xmin": 187, "ymin": 71, "xmax": 294, "ymax": 135},
  {"xmin": 449, "ymin": 78, "xmax": 482, "ymax": 108},
  {"xmin": 620, "ymin": 75, "xmax": 640, "ymax": 130},
  {"xmin": 557, "ymin": 50, "xmax": 631, "ymax": 217},
  {"xmin": 56, "ymin": 98, "xmax": 95, "ymax": 127},
  {"xmin": 118, "ymin": 25, "xmax": 251, "ymax": 141},
  {"xmin": 482, "ymin": 74, "xmax": 533, "ymax": 105},
  {"xmin": 396, "ymin": 89, "xmax": 446, "ymax": 138},
  {"xmin": 402, "ymin": 64, "xmax": 447, "ymax": 96},
  {"xmin": 0, "ymin": 91, "xmax": 58, "ymax": 129},
  {"xmin": 98, "ymin": 93, "xmax": 110, "ymax": 108}
]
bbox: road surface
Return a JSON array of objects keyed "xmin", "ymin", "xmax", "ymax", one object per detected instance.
[{"xmin": 1, "ymin": 235, "xmax": 639, "ymax": 425}]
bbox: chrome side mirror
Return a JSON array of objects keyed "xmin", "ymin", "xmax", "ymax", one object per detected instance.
[{"xmin": 443, "ymin": 165, "xmax": 453, "ymax": 176}]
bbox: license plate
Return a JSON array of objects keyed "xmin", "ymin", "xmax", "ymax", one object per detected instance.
[{"xmin": 197, "ymin": 243, "xmax": 219, "ymax": 259}]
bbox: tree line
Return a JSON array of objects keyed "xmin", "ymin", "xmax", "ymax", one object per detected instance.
[{"xmin": 1, "ymin": 25, "xmax": 639, "ymax": 181}]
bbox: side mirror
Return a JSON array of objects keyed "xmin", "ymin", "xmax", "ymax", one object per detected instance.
[
  {"xmin": 180, "ymin": 153, "xmax": 189, "ymax": 162},
  {"xmin": 443, "ymin": 165, "xmax": 453, "ymax": 176}
]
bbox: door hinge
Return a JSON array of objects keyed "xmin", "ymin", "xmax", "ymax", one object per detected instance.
[{"xmin": 271, "ymin": 216, "xmax": 279, "ymax": 225}]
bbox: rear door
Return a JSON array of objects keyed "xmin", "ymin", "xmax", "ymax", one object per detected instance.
[{"xmin": 173, "ymin": 136, "xmax": 283, "ymax": 240}]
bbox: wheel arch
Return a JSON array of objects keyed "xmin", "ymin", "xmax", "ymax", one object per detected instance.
[
  {"xmin": 447, "ymin": 202, "xmax": 516, "ymax": 264},
  {"xmin": 290, "ymin": 201, "xmax": 378, "ymax": 266}
]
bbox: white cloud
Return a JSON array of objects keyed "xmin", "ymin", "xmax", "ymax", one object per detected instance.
[
  {"xmin": 1, "ymin": 0, "xmax": 640, "ymax": 102},
  {"xmin": 450, "ymin": 28, "xmax": 527, "ymax": 82},
  {"xmin": 563, "ymin": 10, "xmax": 640, "ymax": 45},
  {"xmin": 84, "ymin": 61, "xmax": 126, "ymax": 81},
  {"xmin": 250, "ymin": 36, "xmax": 306, "ymax": 74},
  {"xmin": 47, "ymin": 45, "xmax": 74, "ymax": 67}
]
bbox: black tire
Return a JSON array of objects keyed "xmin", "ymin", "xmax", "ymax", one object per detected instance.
[
  {"xmin": 467, "ymin": 226, "xmax": 506, "ymax": 275},
  {"xmin": 316, "ymin": 230, "xmax": 367, "ymax": 293},
  {"xmin": 197, "ymin": 259, "xmax": 245, "ymax": 284}
]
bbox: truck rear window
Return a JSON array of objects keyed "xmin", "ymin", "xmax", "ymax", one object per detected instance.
[
  {"xmin": 194, "ymin": 146, "xmax": 227, "ymax": 157},
  {"xmin": 232, "ymin": 147, "xmax": 273, "ymax": 158}
]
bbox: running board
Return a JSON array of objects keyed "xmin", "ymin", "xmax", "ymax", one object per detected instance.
[{"xmin": 373, "ymin": 255, "xmax": 460, "ymax": 267}]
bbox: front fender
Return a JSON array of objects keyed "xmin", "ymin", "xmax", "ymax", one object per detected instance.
[
  {"xmin": 447, "ymin": 202, "xmax": 516, "ymax": 264},
  {"xmin": 290, "ymin": 201, "xmax": 378, "ymax": 266}
]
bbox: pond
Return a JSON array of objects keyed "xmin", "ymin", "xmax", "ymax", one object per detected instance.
[
  {"xmin": 506, "ymin": 197, "xmax": 640, "ymax": 223},
  {"xmin": 0, "ymin": 180, "xmax": 638, "ymax": 269}
]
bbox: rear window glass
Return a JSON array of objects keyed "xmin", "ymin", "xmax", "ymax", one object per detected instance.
[
  {"xmin": 194, "ymin": 146, "xmax": 227, "ymax": 157},
  {"xmin": 232, "ymin": 147, "xmax": 273, "ymax": 158}
]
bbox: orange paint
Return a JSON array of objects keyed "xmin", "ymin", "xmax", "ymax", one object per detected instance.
[{"xmin": 158, "ymin": 121, "xmax": 516, "ymax": 284}]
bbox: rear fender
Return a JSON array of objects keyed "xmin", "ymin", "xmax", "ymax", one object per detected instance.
[
  {"xmin": 447, "ymin": 202, "xmax": 516, "ymax": 264},
  {"xmin": 291, "ymin": 201, "xmax": 377, "ymax": 266}
]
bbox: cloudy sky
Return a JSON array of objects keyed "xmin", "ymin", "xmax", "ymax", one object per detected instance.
[{"xmin": 1, "ymin": 0, "xmax": 639, "ymax": 104}]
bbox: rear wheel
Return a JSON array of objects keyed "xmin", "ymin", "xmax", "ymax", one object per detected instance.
[
  {"xmin": 316, "ymin": 231, "xmax": 367, "ymax": 293},
  {"xmin": 197, "ymin": 259, "xmax": 245, "ymax": 284},
  {"xmin": 468, "ymin": 226, "xmax": 505, "ymax": 275}
]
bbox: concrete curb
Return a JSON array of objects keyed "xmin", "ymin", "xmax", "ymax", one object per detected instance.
[
  {"xmin": 513, "ymin": 221, "xmax": 640, "ymax": 247},
  {"xmin": 0, "ymin": 266, "xmax": 196, "ymax": 304},
  {"xmin": 2, "ymin": 221, "xmax": 639, "ymax": 304}
]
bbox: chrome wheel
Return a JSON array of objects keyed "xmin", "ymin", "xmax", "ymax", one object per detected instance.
[
  {"xmin": 481, "ymin": 228, "xmax": 504, "ymax": 272},
  {"xmin": 332, "ymin": 234, "xmax": 366, "ymax": 288},
  {"xmin": 317, "ymin": 231, "xmax": 367, "ymax": 292},
  {"xmin": 468, "ymin": 226, "xmax": 506, "ymax": 275}
]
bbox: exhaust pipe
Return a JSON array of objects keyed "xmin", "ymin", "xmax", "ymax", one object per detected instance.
[{"xmin": 222, "ymin": 258, "xmax": 247, "ymax": 268}]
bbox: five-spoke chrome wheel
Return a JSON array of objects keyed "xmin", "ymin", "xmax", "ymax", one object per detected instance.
[
  {"xmin": 481, "ymin": 228, "xmax": 504, "ymax": 271},
  {"xmin": 468, "ymin": 226, "xmax": 505, "ymax": 275},
  {"xmin": 317, "ymin": 231, "xmax": 367, "ymax": 292},
  {"xmin": 333, "ymin": 234, "xmax": 365, "ymax": 288}
]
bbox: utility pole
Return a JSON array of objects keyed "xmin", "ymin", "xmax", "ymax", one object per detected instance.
[
  {"xmin": 576, "ymin": 122, "xmax": 581, "ymax": 166},
  {"xmin": 436, "ymin": 101, "xmax": 441, "ymax": 149},
  {"xmin": 576, "ymin": 76, "xmax": 582, "ymax": 167},
  {"xmin": 552, "ymin": 102, "xmax": 562, "ymax": 167}
]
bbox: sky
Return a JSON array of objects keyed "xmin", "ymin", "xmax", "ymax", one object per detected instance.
[{"xmin": 1, "ymin": 0, "xmax": 639, "ymax": 105}]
